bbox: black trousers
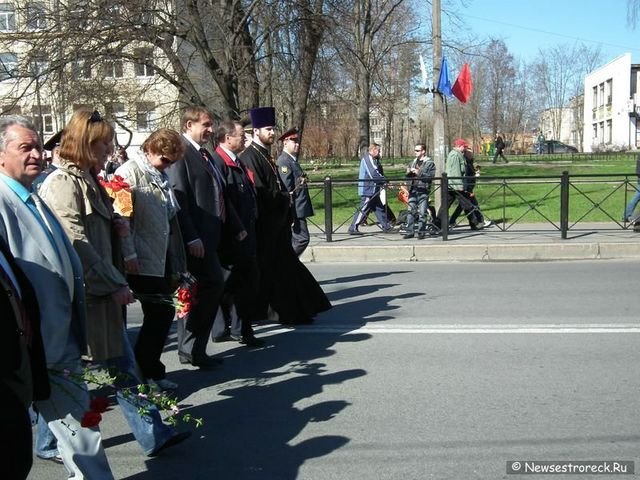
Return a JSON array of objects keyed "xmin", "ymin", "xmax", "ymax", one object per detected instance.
[
  {"xmin": 1, "ymin": 385, "xmax": 32, "ymax": 480},
  {"xmin": 223, "ymin": 256, "xmax": 260, "ymax": 337},
  {"xmin": 128, "ymin": 274, "xmax": 176, "ymax": 380},
  {"xmin": 183, "ymin": 251, "xmax": 224, "ymax": 356}
]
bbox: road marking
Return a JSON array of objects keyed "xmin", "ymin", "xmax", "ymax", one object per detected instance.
[{"xmin": 258, "ymin": 324, "xmax": 640, "ymax": 334}]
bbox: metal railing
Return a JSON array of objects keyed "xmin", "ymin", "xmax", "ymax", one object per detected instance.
[{"xmin": 305, "ymin": 172, "xmax": 640, "ymax": 242}]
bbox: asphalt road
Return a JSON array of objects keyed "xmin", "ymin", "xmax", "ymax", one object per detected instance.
[{"xmin": 30, "ymin": 261, "xmax": 640, "ymax": 479}]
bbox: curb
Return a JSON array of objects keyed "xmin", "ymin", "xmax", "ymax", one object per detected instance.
[{"xmin": 300, "ymin": 242, "xmax": 640, "ymax": 263}]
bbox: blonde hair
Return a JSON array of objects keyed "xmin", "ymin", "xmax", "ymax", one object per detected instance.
[
  {"xmin": 141, "ymin": 128, "xmax": 185, "ymax": 159},
  {"xmin": 59, "ymin": 110, "xmax": 114, "ymax": 170}
]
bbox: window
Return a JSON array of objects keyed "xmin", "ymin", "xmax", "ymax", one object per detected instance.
[
  {"xmin": 592, "ymin": 123, "xmax": 597, "ymax": 140},
  {"xmin": 26, "ymin": 2, "xmax": 46, "ymax": 30},
  {"xmin": 599, "ymin": 121, "xmax": 604, "ymax": 143},
  {"xmin": 599, "ymin": 83, "xmax": 605, "ymax": 107},
  {"xmin": 29, "ymin": 54, "xmax": 48, "ymax": 77},
  {"xmin": 0, "ymin": 52, "xmax": 18, "ymax": 80},
  {"xmin": 101, "ymin": 4, "xmax": 123, "ymax": 27},
  {"xmin": 134, "ymin": 49, "xmax": 154, "ymax": 77},
  {"xmin": 606, "ymin": 119, "xmax": 612, "ymax": 144},
  {"xmin": 0, "ymin": 3, "xmax": 15, "ymax": 31},
  {"xmin": 103, "ymin": 59, "xmax": 123, "ymax": 78},
  {"xmin": 71, "ymin": 59, "xmax": 91, "ymax": 79},
  {"xmin": 1, "ymin": 105, "xmax": 20, "ymax": 115},
  {"xmin": 68, "ymin": 0, "xmax": 88, "ymax": 29},
  {"xmin": 105, "ymin": 102, "xmax": 125, "ymax": 132},
  {"xmin": 31, "ymin": 105, "xmax": 54, "ymax": 134},
  {"xmin": 72, "ymin": 103, "xmax": 91, "ymax": 112},
  {"xmin": 605, "ymin": 79, "xmax": 612, "ymax": 106},
  {"xmin": 136, "ymin": 102, "xmax": 156, "ymax": 131}
]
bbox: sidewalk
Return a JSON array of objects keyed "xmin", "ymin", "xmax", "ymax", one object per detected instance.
[{"xmin": 300, "ymin": 223, "xmax": 640, "ymax": 262}]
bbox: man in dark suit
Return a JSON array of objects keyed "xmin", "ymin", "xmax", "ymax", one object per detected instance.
[
  {"xmin": 0, "ymin": 236, "xmax": 49, "ymax": 480},
  {"xmin": 166, "ymin": 106, "xmax": 226, "ymax": 369},
  {"xmin": 276, "ymin": 127, "xmax": 314, "ymax": 256},
  {"xmin": 210, "ymin": 120, "xmax": 264, "ymax": 347}
]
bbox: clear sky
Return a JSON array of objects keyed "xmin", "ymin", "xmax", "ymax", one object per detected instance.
[{"xmin": 454, "ymin": 0, "xmax": 640, "ymax": 65}]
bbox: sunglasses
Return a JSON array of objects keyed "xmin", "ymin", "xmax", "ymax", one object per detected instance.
[{"xmin": 89, "ymin": 110, "xmax": 102, "ymax": 122}]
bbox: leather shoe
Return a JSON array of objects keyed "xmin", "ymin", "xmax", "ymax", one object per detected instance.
[
  {"xmin": 239, "ymin": 335, "xmax": 265, "ymax": 348},
  {"xmin": 147, "ymin": 431, "xmax": 192, "ymax": 457},
  {"xmin": 403, "ymin": 232, "xmax": 414, "ymax": 239},
  {"xmin": 179, "ymin": 353, "xmax": 223, "ymax": 369},
  {"xmin": 348, "ymin": 228, "xmax": 362, "ymax": 235}
]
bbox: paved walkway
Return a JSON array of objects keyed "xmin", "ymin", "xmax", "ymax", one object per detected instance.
[{"xmin": 300, "ymin": 223, "xmax": 640, "ymax": 262}]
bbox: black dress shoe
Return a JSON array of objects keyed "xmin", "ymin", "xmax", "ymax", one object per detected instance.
[
  {"xmin": 180, "ymin": 353, "xmax": 223, "ymax": 369},
  {"xmin": 239, "ymin": 336, "xmax": 265, "ymax": 348},
  {"xmin": 192, "ymin": 354, "xmax": 223, "ymax": 369},
  {"xmin": 403, "ymin": 232, "xmax": 414, "ymax": 239},
  {"xmin": 147, "ymin": 431, "xmax": 192, "ymax": 457},
  {"xmin": 348, "ymin": 228, "xmax": 363, "ymax": 235}
]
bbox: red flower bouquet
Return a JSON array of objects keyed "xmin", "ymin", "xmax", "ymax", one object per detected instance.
[
  {"xmin": 176, "ymin": 273, "xmax": 198, "ymax": 319},
  {"xmin": 98, "ymin": 174, "xmax": 133, "ymax": 217}
]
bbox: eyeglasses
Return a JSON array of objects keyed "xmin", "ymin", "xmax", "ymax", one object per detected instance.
[{"xmin": 89, "ymin": 110, "xmax": 102, "ymax": 122}]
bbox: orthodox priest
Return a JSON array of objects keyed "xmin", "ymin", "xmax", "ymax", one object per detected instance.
[{"xmin": 239, "ymin": 107, "xmax": 331, "ymax": 324}]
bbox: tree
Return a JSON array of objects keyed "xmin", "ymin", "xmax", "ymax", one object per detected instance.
[
  {"xmin": 531, "ymin": 43, "xmax": 601, "ymax": 142},
  {"xmin": 481, "ymin": 39, "xmax": 516, "ymax": 137}
]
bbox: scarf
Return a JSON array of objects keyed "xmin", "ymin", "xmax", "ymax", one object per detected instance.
[{"xmin": 135, "ymin": 152, "xmax": 180, "ymax": 219}]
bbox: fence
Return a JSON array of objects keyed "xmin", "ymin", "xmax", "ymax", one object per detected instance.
[{"xmin": 304, "ymin": 172, "xmax": 640, "ymax": 242}]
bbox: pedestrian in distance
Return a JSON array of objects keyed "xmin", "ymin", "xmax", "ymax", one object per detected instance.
[
  {"xmin": 492, "ymin": 134, "xmax": 508, "ymax": 163},
  {"xmin": 348, "ymin": 143, "xmax": 393, "ymax": 235},
  {"xmin": 403, "ymin": 143, "xmax": 435, "ymax": 239}
]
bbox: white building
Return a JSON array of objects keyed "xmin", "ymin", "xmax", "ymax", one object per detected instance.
[
  {"xmin": 0, "ymin": 1, "xmax": 180, "ymax": 151},
  {"xmin": 583, "ymin": 53, "xmax": 640, "ymax": 152}
]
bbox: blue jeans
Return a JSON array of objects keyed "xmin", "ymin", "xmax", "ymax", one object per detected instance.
[
  {"xmin": 406, "ymin": 191, "xmax": 429, "ymax": 232},
  {"xmin": 32, "ymin": 408, "xmax": 59, "ymax": 458},
  {"xmin": 625, "ymin": 182, "xmax": 640, "ymax": 220},
  {"xmin": 36, "ymin": 332, "xmax": 177, "ymax": 457}
]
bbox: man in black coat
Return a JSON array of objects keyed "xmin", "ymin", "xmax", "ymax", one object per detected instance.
[
  {"xmin": 0, "ymin": 236, "xmax": 49, "ymax": 479},
  {"xmin": 166, "ymin": 106, "xmax": 226, "ymax": 369},
  {"xmin": 276, "ymin": 127, "xmax": 314, "ymax": 256},
  {"xmin": 211, "ymin": 119, "xmax": 263, "ymax": 347},
  {"xmin": 240, "ymin": 107, "xmax": 331, "ymax": 325}
]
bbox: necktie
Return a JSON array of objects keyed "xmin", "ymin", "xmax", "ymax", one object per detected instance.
[
  {"xmin": 29, "ymin": 193, "xmax": 75, "ymax": 300},
  {"xmin": 199, "ymin": 148, "xmax": 227, "ymax": 221}
]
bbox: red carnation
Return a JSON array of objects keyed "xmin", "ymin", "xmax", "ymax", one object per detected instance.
[
  {"xmin": 90, "ymin": 396, "xmax": 110, "ymax": 413},
  {"xmin": 80, "ymin": 411, "xmax": 102, "ymax": 428}
]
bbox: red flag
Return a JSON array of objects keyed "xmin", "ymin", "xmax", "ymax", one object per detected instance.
[{"xmin": 452, "ymin": 63, "xmax": 472, "ymax": 103}]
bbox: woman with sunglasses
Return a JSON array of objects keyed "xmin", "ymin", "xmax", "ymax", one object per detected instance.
[
  {"xmin": 39, "ymin": 111, "xmax": 190, "ymax": 468},
  {"xmin": 114, "ymin": 128, "xmax": 187, "ymax": 391}
]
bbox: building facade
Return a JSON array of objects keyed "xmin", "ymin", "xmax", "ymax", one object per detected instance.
[
  {"xmin": 0, "ymin": 1, "xmax": 180, "ymax": 150},
  {"xmin": 583, "ymin": 53, "xmax": 640, "ymax": 152}
]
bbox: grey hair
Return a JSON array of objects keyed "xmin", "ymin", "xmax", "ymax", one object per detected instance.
[{"xmin": 0, "ymin": 115, "xmax": 39, "ymax": 152}]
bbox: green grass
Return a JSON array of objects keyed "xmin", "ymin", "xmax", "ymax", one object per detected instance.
[{"xmin": 302, "ymin": 153, "xmax": 639, "ymax": 228}]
